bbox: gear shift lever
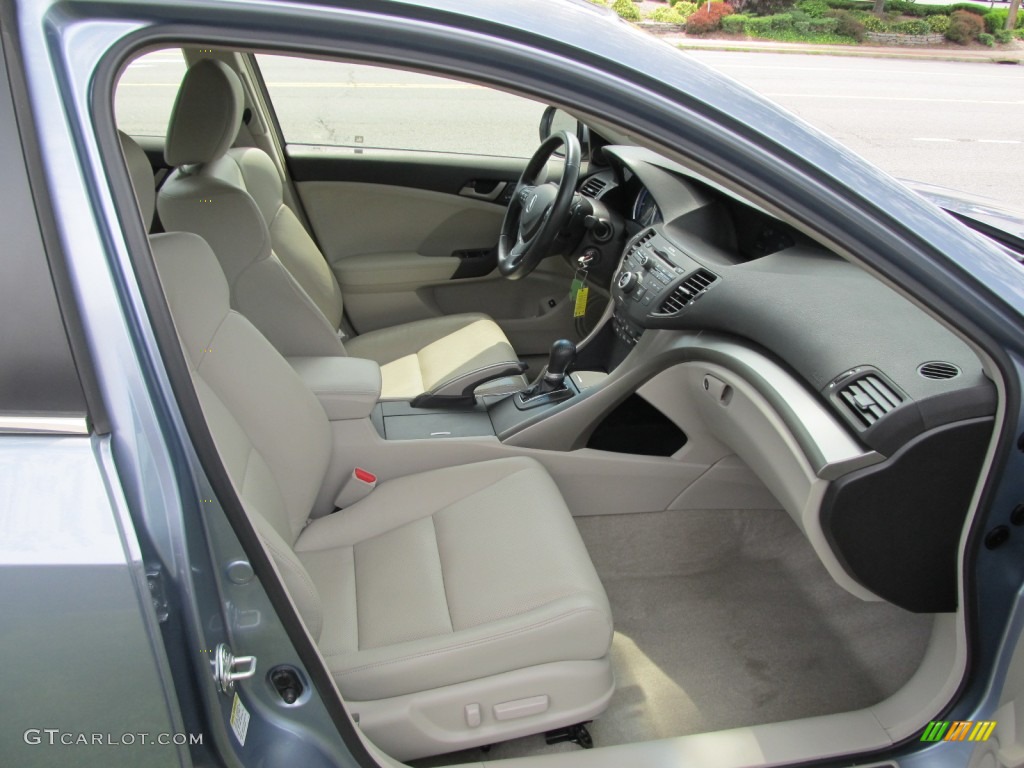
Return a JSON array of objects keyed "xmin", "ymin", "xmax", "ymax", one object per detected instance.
[
  {"xmin": 516, "ymin": 339, "xmax": 578, "ymax": 408},
  {"xmin": 543, "ymin": 339, "xmax": 577, "ymax": 389}
]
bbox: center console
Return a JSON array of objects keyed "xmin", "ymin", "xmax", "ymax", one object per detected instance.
[{"xmin": 611, "ymin": 228, "xmax": 719, "ymax": 349}]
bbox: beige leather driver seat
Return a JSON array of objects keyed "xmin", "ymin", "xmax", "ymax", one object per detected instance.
[
  {"xmin": 123, "ymin": 134, "xmax": 614, "ymax": 761},
  {"xmin": 156, "ymin": 59, "xmax": 526, "ymax": 399}
]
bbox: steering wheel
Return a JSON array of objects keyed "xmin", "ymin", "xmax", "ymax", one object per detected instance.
[{"xmin": 498, "ymin": 131, "xmax": 581, "ymax": 280}]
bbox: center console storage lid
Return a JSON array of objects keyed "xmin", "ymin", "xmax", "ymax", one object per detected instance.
[{"xmin": 288, "ymin": 356, "xmax": 381, "ymax": 421}]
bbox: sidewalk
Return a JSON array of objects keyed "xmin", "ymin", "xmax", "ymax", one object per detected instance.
[{"xmin": 659, "ymin": 33, "xmax": 1024, "ymax": 63}]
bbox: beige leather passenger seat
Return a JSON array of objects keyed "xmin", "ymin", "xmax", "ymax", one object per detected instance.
[
  {"xmin": 156, "ymin": 59, "xmax": 526, "ymax": 399},
  {"xmin": 122, "ymin": 135, "xmax": 614, "ymax": 760}
]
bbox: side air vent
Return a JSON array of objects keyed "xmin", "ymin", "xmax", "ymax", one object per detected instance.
[
  {"xmin": 918, "ymin": 361, "xmax": 961, "ymax": 380},
  {"xmin": 636, "ymin": 229, "xmax": 655, "ymax": 246},
  {"xmin": 626, "ymin": 229, "xmax": 657, "ymax": 258},
  {"xmin": 581, "ymin": 177, "xmax": 607, "ymax": 198},
  {"xmin": 837, "ymin": 373, "xmax": 904, "ymax": 428},
  {"xmin": 657, "ymin": 269, "xmax": 718, "ymax": 314}
]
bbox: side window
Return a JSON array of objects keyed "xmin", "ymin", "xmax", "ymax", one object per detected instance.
[
  {"xmin": 256, "ymin": 54, "xmax": 547, "ymax": 159},
  {"xmin": 114, "ymin": 49, "xmax": 187, "ymax": 138}
]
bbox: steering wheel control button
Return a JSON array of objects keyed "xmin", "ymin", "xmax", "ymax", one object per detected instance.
[{"xmin": 617, "ymin": 271, "xmax": 637, "ymax": 293}]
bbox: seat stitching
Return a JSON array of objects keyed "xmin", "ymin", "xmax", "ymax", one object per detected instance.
[
  {"xmin": 260, "ymin": 532, "xmax": 322, "ymax": 637},
  {"xmin": 352, "ymin": 543, "xmax": 361, "ymax": 651},
  {"xmin": 429, "ymin": 516, "xmax": 455, "ymax": 634},
  {"xmin": 193, "ymin": 313, "xmax": 232, "ymax": 371},
  {"xmin": 326, "ymin": 606, "xmax": 607, "ymax": 675}
]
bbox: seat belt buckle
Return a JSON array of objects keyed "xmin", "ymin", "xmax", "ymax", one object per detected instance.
[{"xmin": 335, "ymin": 467, "xmax": 376, "ymax": 509}]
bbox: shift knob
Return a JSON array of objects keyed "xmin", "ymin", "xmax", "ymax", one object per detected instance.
[{"xmin": 544, "ymin": 339, "xmax": 577, "ymax": 385}]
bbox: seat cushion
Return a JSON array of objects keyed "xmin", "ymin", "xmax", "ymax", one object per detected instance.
[
  {"xmin": 346, "ymin": 313, "xmax": 525, "ymax": 398},
  {"xmin": 293, "ymin": 457, "xmax": 613, "ymax": 701}
]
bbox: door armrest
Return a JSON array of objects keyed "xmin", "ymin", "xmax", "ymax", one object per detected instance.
[{"xmin": 410, "ymin": 361, "xmax": 527, "ymax": 410}]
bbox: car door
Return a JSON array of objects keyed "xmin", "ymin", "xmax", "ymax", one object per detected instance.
[{"xmin": 253, "ymin": 53, "xmax": 593, "ymax": 358}]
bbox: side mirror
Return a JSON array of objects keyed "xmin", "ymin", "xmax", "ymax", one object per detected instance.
[{"xmin": 539, "ymin": 106, "xmax": 590, "ymax": 161}]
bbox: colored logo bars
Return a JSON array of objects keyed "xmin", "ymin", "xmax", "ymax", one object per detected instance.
[{"xmin": 921, "ymin": 721, "xmax": 997, "ymax": 743}]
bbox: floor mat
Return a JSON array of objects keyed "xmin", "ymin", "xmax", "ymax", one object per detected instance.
[{"xmin": 411, "ymin": 509, "xmax": 934, "ymax": 765}]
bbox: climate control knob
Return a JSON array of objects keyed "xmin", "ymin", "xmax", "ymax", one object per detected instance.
[
  {"xmin": 617, "ymin": 271, "xmax": 638, "ymax": 293},
  {"xmin": 637, "ymin": 252, "xmax": 652, "ymax": 269}
]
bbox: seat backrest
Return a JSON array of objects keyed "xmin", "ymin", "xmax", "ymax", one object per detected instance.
[
  {"xmin": 121, "ymin": 130, "xmax": 328, "ymax": 639},
  {"xmin": 157, "ymin": 59, "xmax": 346, "ymax": 359}
]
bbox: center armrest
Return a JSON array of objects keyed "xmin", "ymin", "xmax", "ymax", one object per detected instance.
[{"xmin": 288, "ymin": 356, "xmax": 382, "ymax": 421}]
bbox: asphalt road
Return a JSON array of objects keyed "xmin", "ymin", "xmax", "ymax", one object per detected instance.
[
  {"xmin": 116, "ymin": 49, "xmax": 1024, "ymax": 209},
  {"xmin": 686, "ymin": 51, "xmax": 1024, "ymax": 209}
]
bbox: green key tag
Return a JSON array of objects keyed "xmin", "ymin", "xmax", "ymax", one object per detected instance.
[
  {"xmin": 574, "ymin": 285, "xmax": 589, "ymax": 318},
  {"xmin": 571, "ymin": 268, "xmax": 589, "ymax": 318}
]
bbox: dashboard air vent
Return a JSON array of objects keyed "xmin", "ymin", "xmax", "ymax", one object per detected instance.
[
  {"xmin": 658, "ymin": 269, "xmax": 718, "ymax": 314},
  {"xmin": 581, "ymin": 177, "xmax": 607, "ymax": 198},
  {"xmin": 837, "ymin": 374, "xmax": 904, "ymax": 428},
  {"xmin": 918, "ymin": 361, "xmax": 961, "ymax": 380}
]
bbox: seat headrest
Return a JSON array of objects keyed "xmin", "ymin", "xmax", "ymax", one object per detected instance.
[
  {"xmin": 165, "ymin": 59, "xmax": 243, "ymax": 167},
  {"xmin": 118, "ymin": 130, "xmax": 155, "ymax": 230}
]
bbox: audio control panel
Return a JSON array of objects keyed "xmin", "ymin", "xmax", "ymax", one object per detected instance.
[{"xmin": 610, "ymin": 228, "xmax": 719, "ymax": 347}]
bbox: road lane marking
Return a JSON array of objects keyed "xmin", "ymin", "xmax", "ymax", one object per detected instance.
[
  {"xmin": 264, "ymin": 82, "xmax": 478, "ymax": 89},
  {"xmin": 118, "ymin": 82, "xmax": 481, "ymax": 89},
  {"xmin": 764, "ymin": 92, "xmax": 1024, "ymax": 105},
  {"xmin": 700, "ymin": 63, "xmax": 995, "ymax": 78},
  {"xmin": 914, "ymin": 137, "xmax": 1021, "ymax": 144}
]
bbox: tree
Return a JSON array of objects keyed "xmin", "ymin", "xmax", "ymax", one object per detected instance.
[
  {"xmin": 1008, "ymin": 0, "xmax": 1020, "ymax": 31},
  {"xmin": 873, "ymin": 0, "xmax": 885, "ymax": 17}
]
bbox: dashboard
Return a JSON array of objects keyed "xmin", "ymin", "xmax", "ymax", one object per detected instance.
[{"xmin": 573, "ymin": 145, "xmax": 997, "ymax": 613}]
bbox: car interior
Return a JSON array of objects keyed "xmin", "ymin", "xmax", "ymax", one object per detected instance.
[{"xmin": 114, "ymin": 44, "xmax": 999, "ymax": 767}]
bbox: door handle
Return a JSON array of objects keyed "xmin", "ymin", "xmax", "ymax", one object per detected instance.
[{"xmin": 459, "ymin": 180, "xmax": 508, "ymax": 202}]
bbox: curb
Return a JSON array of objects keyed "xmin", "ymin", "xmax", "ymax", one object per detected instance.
[{"xmin": 673, "ymin": 41, "xmax": 1023, "ymax": 63}]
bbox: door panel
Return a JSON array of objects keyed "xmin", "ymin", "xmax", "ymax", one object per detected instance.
[
  {"xmin": 296, "ymin": 178, "xmax": 506, "ymax": 264},
  {"xmin": 291, "ymin": 154, "xmax": 587, "ymax": 353}
]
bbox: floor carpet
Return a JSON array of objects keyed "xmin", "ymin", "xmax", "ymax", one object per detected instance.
[{"xmin": 411, "ymin": 509, "xmax": 934, "ymax": 766}]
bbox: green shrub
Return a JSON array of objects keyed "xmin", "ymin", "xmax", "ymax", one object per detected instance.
[
  {"xmin": 978, "ymin": 31, "xmax": 995, "ymax": 45},
  {"xmin": 794, "ymin": 19, "xmax": 811, "ymax": 31},
  {"xmin": 744, "ymin": 15, "xmax": 773, "ymax": 33},
  {"xmin": 685, "ymin": 1, "xmax": 734, "ymax": 33},
  {"xmin": 647, "ymin": 5, "xmax": 689, "ymax": 22},
  {"xmin": 674, "ymin": 2, "xmax": 699, "ymax": 17},
  {"xmin": 796, "ymin": 0, "xmax": 830, "ymax": 17},
  {"xmin": 927, "ymin": 14, "xmax": 949, "ymax": 32},
  {"xmin": 809, "ymin": 16, "xmax": 839, "ymax": 31},
  {"xmin": 830, "ymin": 8, "xmax": 867, "ymax": 40},
  {"xmin": 613, "ymin": 0, "xmax": 642, "ymax": 21},
  {"xmin": 861, "ymin": 14, "xmax": 888, "ymax": 31},
  {"xmin": 1017, "ymin": 28, "xmax": 1024, "ymax": 39},
  {"xmin": 892, "ymin": 18, "xmax": 931, "ymax": 34},
  {"xmin": 983, "ymin": 9, "xmax": 1024, "ymax": 32},
  {"xmin": 732, "ymin": 0, "xmax": 796, "ymax": 15},
  {"xmin": 721, "ymin": 13, "xmax": 749, "ymax": 32},
  {"xmin": 945, "ymin": 9, "xmax": 984, "ymax": 43},
  {"xmin": 994, "ymin": 28, "xmax": 1013, "ymax": 43},
  {"xmin": 769, "ymin": 12, "xmax": 795, "ymax": 28}
]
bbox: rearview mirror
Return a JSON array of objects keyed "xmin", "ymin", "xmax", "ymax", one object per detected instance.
[{"xmin": 539, "ymin": 106, "xmax": 590, "ymax": 161}]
